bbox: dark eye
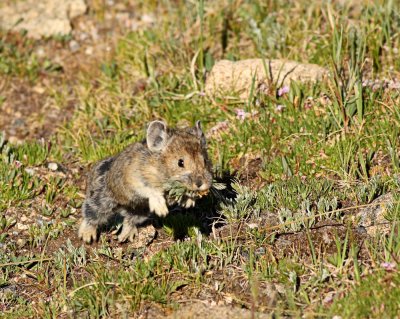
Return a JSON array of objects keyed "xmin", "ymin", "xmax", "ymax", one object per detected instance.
[{"xmin": 178, "ymin": 159, "xmax": 184, "ymax": 168}]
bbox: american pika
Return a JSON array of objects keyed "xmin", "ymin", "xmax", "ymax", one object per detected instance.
[{"xmin": 78, "ymin": 120, "xmax": 213, "ymax": 243}]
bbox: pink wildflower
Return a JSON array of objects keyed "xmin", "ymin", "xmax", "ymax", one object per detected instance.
[
  {"xmin": 276, "ymin": 104, "xmax": 285, "ymax": 112},
  {"xmin": 381, "ymin": 262, "xmax": 396, "ymax": 271},
  {"xmin": 235, "ymin": 108, "xmax": 247, "ymax": 121},
  {"xmin": 278, "ymin": 85, "xmax": 290, "ymax": 97}
]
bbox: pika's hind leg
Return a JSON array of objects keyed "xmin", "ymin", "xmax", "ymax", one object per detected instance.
[
  {"xmin": 117, "ymin": 219, "xmax": 139, "ymax": 243},
  {"xmin": 117, "ymin": 209, "xmax": 149, "ymax": 243}
]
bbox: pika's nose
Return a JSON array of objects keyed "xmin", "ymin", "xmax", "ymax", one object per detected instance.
[{"xmin": 195, "ymin": 178, "xmax": 203, "ymax": 188}]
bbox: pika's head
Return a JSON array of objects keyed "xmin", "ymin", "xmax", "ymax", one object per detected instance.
[{"xmin": 146, "ymin": 120, "xmax": 213, "ymax": 193}]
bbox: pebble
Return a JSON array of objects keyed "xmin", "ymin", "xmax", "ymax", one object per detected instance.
[
  {"xmin": 142, "ymin": 14, "xmax": 156, "ymax": 24},
  {"xmin": 12, "ymin": 118, "xmax": 26, "ymax": 127},
  {"xmin": 247, "ymin": 223, "xmax": 259, "ymax": 229},
  {"xmin": 48, "ymin": 162, "xmax": 58, "ymax": 171},
  {"xmin": 36, "ymin": 48, "xmax": 45, "ymax": 56},
  {"xmin": 79, "ymin": 32, "xmax": 89, "ymax": 42},
  {"xmin": 16, "ymin": 238, "xmax": 27, "ymax": 247},
  {"xmin": 69, "ymin": 40, "xmax": 80, "ymax": 53},
  {"xmin": 33, "ymin": 85, "xmax": 45, "ymax": 94},
  {"xmin": 85, "ymin": 46, "xmax": 94, "ymax": 55},
  {"xmin": 255, "ymin": 247, "xmax": 266, "ymax": 255},
  {"xmin": 8, "ymin": 136, "xmax": 23, "ymax": 145},
  {"xmin": 0, "ymin": 285, "xmax": 18, "ymax": 298},
  {"xmin": 24, "ymin": 168, "xmax": 35, "ymax": 175},
  {"xmin": 16, "ymin": 223, "xmax": 29, "ymax": 231},
  {"xmin": 20, "ymin": 215, "xmax": 28, "ymax": 222}
]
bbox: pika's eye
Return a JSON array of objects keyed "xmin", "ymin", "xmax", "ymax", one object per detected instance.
[{"xmin": 178, "ymin": 159, "xmax": 184, "ymax": 168}]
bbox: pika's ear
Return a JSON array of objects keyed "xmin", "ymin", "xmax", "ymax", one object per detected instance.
[
  {"xmin": 147, "ymin": 121, "xmax": 168, "ymax": 152},
  {"xmin": 195, "ymin": 120, "xmax": 206, "ymax": 147}
]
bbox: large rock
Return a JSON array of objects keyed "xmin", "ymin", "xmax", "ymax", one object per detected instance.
[
  {"xmin": 0, "ymin": 0, "xmax": 87, "ymax": 38},
  {"xmin": 356, "ymin": 193, "xmax": 394, "ymax": 236},
  {"xmin": 205, "ymin": 59, "xmax": 328, "ymax": 99}
]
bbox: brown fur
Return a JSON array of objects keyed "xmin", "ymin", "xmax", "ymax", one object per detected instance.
[{"xmin": 78, "ymin": 121, "xmax": 213, "ymax": 243}]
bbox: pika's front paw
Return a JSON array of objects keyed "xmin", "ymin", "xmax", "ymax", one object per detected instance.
[
  {"xmin": 118, "ymin": 223, "xmax": 138, "ymax": 243},
  {"xmin": 183, "ymin": 198, "xmax": 196, "ymax": 208},
  {"xmin": 149, "ymin": 196, "xmax": 169, "ymax": 217},
  {"xmin": 78, "ymin": 220, "xmax": 98, "ymax": 244}
]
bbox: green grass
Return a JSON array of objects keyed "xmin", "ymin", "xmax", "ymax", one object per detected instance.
[{"xmin": 1, "ymin": 0, "xmax": 400, "ymax": 317}]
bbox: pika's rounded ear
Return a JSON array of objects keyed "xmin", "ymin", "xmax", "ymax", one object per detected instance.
[
  {"xmin": 195, "ymin": 120, "xmax": 206, "ymax": 146},
  {"xmin": 147, "ymin": 121, "xmax": 168, "ymax": 152}
]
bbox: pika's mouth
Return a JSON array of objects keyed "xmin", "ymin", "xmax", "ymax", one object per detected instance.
[
  {"xmin": 180, "ymin": 187, "xmax": 209, "ymax": 199},
  {"xmin": 196, "ymin": 189, "xmax": 210, "ymax": 198},
  {"xmin": 165, "ymin": 181, "xmax": 210, "ymax": 200}
]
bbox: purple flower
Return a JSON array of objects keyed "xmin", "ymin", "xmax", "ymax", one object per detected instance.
[
  {"xmin": 276, "ymin": 104, "xmax": 285, "ymax": 112},
  {"xmin": 235, "ymin": 108, "xmax": 247, "ymax": 121},
  {"xmin": 278, "ymin": 85, "xmax": 290, "ymax": 97},
  {"xmin": 381, "ymin": 262, "xmax": 396, "ymax": 271}
]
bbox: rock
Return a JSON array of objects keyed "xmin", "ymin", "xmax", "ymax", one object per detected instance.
[
  {"xmin": 33, "ymin": 85, "xmax": 46, "ymax": 94},
  {"xmin": 0, "ymin": 284, "xmax": 18, "ymax": 300},
  {"xmin": 69, "ymin": 40, "xmax": 80, "ymax": 52},
  {"xmin": 7, "ymin": 136, "xmax": 23, "ymax": 145},
  {"xmin": 47, "ymin": 162, "xmax": 58, "ymax": 171},
  {"xmin": 205, "ymin": 59, "xmax": 328, "ymax": 99},
  {"xmin": 16, "ymin": 238, "xmax": 27, "ymax": 247},
  {"xmin": 24, "ymin": 168, "xmax": 35, "ymax": 175},
  {"xmin": 356, "ymin": 193, "xmax": 394, "ymax": 236},
  {"xmin": 16, "ymin": 222, "xmax": 29, "ymax": 231},
  {"xmin": 0, "ymin": 0, "xmax": 87, "ymax": 38},
  {"xmin": 36, "ymin": 47, "xmax": 45, "ymax": 57},
  {"xmin": 247, "ymin": 223, "xmax": 258, "ymax": 229},
  {"xmin": 85, "ymin": 46, "xmax": 94, "ymax": 55},
  {"xmin": 130, "ymin": 224, "xmax": 157, "ymax": 249}
]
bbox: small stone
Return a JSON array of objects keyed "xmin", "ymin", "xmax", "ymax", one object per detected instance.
[
  {"xmin": 48, "ymin": 162, "xmax": 58, "ymax": 171},
  {"xmin": 33, "ymin": 85, "xmax": 46, "ymax": 94},
  {"xmin": 142, "ymin": 14, "xmax": 155, "ymax": 24},
  {"xmin": 69, "ymin": 40, "xmax": 80, "ymax": 52},
  {"xmin": 8, "ymin": 136, "xmax": 23, "ymax": 145},
  {"xmin": 36, "ymin": 48, "xmax": 46, "ymax": 56},
  {"xmin": 79, "ymin": 32, "xmax": 89, "ymax": 41},
  {"xmin": 12, "ymin": 118, "xmax": 25, "ymax": 127},
  {"xmin": 130, "ymin": 224, "xmax": 157, "ymax": 249},
  {"xmin": 20, "ymin": 215, "xmax": 28, "ymax": 222},
  {"xmin": 25, "ymin": 168, "xmax": 35, "ymax": 175},
  {"xmin": 0, "ymin": 285, "xmax": 18, "ymax": 299},
  {"xmin": 85, "ymin": 46, "xmax": 94, "ymax": 55},
  {"xmin": 356, "ymin": 193, "xmax": 394, "ymax": 236},
  {"xmin": 116, "ymin": 12, "xmax": 130, "ymax": 24},
  {"xmin": 16, "ymin": 223, "xmax": 29, "ymax": 231},
  {"xmin": 16, "ymin": 238, "xmax": 27, "ymax": 247},
  {"xmin": 255, "ymin": 247, "xmax": 265, "ymax": 255},
  {"xmin": 247, "ymin": 223, "xmax": 258, "ymax": 229}
]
